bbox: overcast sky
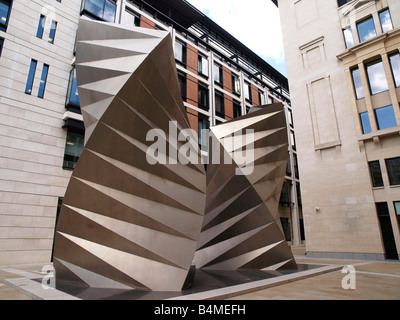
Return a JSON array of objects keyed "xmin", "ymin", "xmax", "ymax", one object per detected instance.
[{"xmin": 185, "ymin": 0, "xmax": 287, "ymax": 77}]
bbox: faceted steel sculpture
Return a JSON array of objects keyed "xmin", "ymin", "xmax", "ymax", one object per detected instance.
[
  {"xmin": 53, "ymin": 18, "xmax": 206, "ymax": 291},
  {"xmin": 53, "ymin": 18, "xmax": 296, "ymax": 293},
  {"xmin": 194, "ymin": 104, "xmax": 297, "ymax": 270}
]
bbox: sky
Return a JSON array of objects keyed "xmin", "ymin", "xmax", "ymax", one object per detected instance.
[{"xmin": 185, "ymin": 0, "xmax": 287, "ymax": 77}]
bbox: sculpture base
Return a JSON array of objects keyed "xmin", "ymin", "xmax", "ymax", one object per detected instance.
[{"xmin": 52, "ymin": 264, "xmax": 325, "ymax": 300}]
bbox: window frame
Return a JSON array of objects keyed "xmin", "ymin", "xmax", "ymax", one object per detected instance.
[
  {"xmin": 369, "ymin": 160, "xmax": 384, "ymax": 188},
  {"xmin": 25, "ymin": 59, "xmax": 37, "ymax": 95},
  {"xmin": 174, "ymin": 39, "xmax": 187, "ymax": 66},
  {"xmin": 124, "ymin": 8, "xmax": 141, "ymax": 27},
  {"xmin": 0, "ymin": 37, "xmax": 3, "ymax": 57},
  {"xmin": 258, "ymin": 90, "xmax": 266, "ymax": 105},
  {"xmin": 389, "ymin": 52, "xmax": 400, "ymax": 88},
  {"xmin": 394, "ymin": 201, "xmax": 400, "ymax": 216},
  {"xmin": 198, "ymin": 54, "xmax": 209, "ymax": 77},
  {"xmin": 244, "ymin": 81, "xmax": 252, "ymax": 102},
  {"xmin": 198, "ymin": 114, "xmax": 210, "ymax": 149},
  {"xmin": 0, "ymin": 0, "xmax": 12, "ymax": 32},
  {"xmin": 36, "ymin": 14, "xmax": 46, "ymax": 39},
  {"xmin": 337, "ymin": 0, "xmax": 352, "ymax": 7},
  {"xmin": 38, "ymin": 64, "xmax": 49, "ymax": 98},
  {"xmin": 379, "ymin": 8, "xmax": 394, "ymax": 34},
  {"xmin": 365, "ymin": 59, "xmax": 389, "ymax": 95},
  {"xmin": 213, "ymin": 63, "xmax": 223, "ymax": 86},
  {"xmin": 385, "ymin": 157, "xmax": 400, "ymax": 186},
  {"xmin": 48, "ymin": 20, "xmax": 57, "ymax": 44},
  {"xmin": 198, "ymin": 82, "xmax": 209, "ymax": 111},
  {"xmin": 351, "ymin": 67, "xmax": 365, "ymax": 99},
  {"xmin": 360, "ymin": 111, "xmax": 372, "ymax": 134},
  {"xmin": 214, "ymin": 90, "xmax": 225, "ymax": 117},
  {"xmin": 374, "ymin": 105, "xmax": 397, "ymax": 130},
  {"xmin": 343, "ymin": 27, "xmax": 354, "ymax": 49},
  {"xmin": 66, "ymin": 68, "xmax": 80, "ymax": 108},
  {"xmin": 81, "ymin": 0, "xmax": 116, "ymax": 23},
  {"xmin": 177, "ymin": 71, "xmax": 187, "ymax": 102},
  {"xmin": 233, "ymin": 100, "xmax": 241, "ymax": 118},
  {"xmin": 63, "ymin": 130, "xmax": 84, "ymax": 170},
  {"xmin": 357, "ymin": 16, "xmax": 377, "ymax": 43},
  {"xmin": 231, "ymin": 74, "xmax": 241, "ymax": 95}
]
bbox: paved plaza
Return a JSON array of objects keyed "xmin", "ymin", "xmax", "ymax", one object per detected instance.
[{"xmin": 0, "ymin": 253, "xmax": 399, "ymax": 300}]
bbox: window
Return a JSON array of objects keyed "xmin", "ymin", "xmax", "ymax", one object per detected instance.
[
  {"xmin": 379, "ymin": 9, "xmax": 393, "ymax": 33},
  {"xmin": 232, "ymin": 74, "xmax": 240, "ymax": 95},
  {"xmin": 337, "ymin": 0, "xmax": 351, "ymax": 7},
  {"xmin": 63, "ymin": 130, "xmax": 84, "ymax": 170},
  {"xmin": 352, "ymin": 67, "xmax": 365, "ymax": 99},
  {"xmin": 386, "ymin": 157, "xmax": 400, "ymax": 186},
  {"xmin": 293, "ymin": 153, "xmax": 299, "ymax": 179},
  {"xmin": 82, "ymin": 0, "xmax": 116, "ymax": 22},
  {"xmin": 395, "ymin": 202, "xmax": 400, "ymax": 216},
  {"xmin": 215, "ymin": 91, "xmax": 225, "ymax": 117},
  {"xmin": 124, "ymin": 8, "xmax": 140, "ymax": 27},
  {"xmin": 366, "ymin": 59, "xmax": 388, "ymax": 95},
  {"xmin": 174, "ymin": 40, "xmax": 186, "ymax": 65},
  {"xmin": 287, "ymin": 108, "xmax": 294, "ymax": 128},
  {"xmin": 177, "ymin": 71, "xmax": 186, "ymax": 102},
  {"xmin": 290, "ymin": 130, "xmax": 296, "ymax": 150},
  {"xmin": 0, "ymin": 37, "xmax": 3, "ymax": 56},
  {"xmin": 258, "ymin": 91, "xmax": 266, "ymax": 105},
  {"xmin": 244, "ymin": 81, "xmax": 252, "ymax": 102},
  {"xmin": 375, "ymin": 105, "xmax": 397, "ymax": 130},
  {"xmin": 233, "ymin": 101, "xmax": 241, "ymax": 118},
  {"xmin": 66, "ymin": 69, "xmax": 80, "ymax": 109},
  {"xmin": 360, "ymin": 112, "xmax": 372, "ymax": 134},
  {"xmin": 38, "ymin": 64, "xmax": 49, "ymax": 98},
  {"xmin": 25, "ymin": 59, "xmax": 37, "ymax": 95},
  {"xmin": 198, "ymin": 55, "xmax": 208, "ymax": 77},
  {"xmin": 213, "ymin": 64, "xmax": 223, "ymax": 86},
  {"xmin": 343, "ymin": 28, "xmax": 354, "ymax": 49},
  {"xmin": 0, "ymin": 0, "xmax": 11, "ymax": 32},
  {"xmin": 369, "ymin": 161, "xmax": 384, "ymax": 187},
  {"xmin": 48, "ymin": 20, "xmax": 57, "ymax": 44},
  {"xmin": 36, "ymin": 15, "xmax": 46, "ymax": 39},
  {"xmin": 389, "ymin": 53, "xmax": 400, "ymax": 88},
  {"xmin": 357, "ymin": 17, "xmax": 376, "ymax": 43},
  {"xmin": 198, "ymin": 115, "xmax": 209, "ymax": 148},
  {"xmin": 395, "ymin": 202, "xmax": 400, "ymax": 230},
  {"xmin": 198, "ymin": 83, "xmax": 209, "ymax": 111}
]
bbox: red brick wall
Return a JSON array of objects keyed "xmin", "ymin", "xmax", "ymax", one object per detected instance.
[
  {"xmin": 251, "ymin": 85, "xmax": 259, "ymax": 106},
  {"xmin": 224, "ymin": 97, "xmax": 233, "ymax": 120},
  {"xmin": 187, "ymin": 109, "xmax": 199, "ymax": 137},
  {"xmin": 187, "ymin": 44, "xmax": 198, "ymax": 74},
  {"xmin": 222, "ymin": 66, "xmax": 232, "ymax": 92},
  {"xmin": 187, "ymin": 74, "xmax": 198, "ymax": 108},
  {"xmin": 140, "ymin": 16, "xmax": 156, "ymax": 29}
]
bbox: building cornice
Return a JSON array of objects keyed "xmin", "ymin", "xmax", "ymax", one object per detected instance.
[{"xmin": 337, "ymin": 28, "xmax": 400, "ymax": 60}]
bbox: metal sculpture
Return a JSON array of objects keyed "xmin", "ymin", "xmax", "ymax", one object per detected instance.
[
  {"xmin": 53, "ymin": 18, "xmax": 296, "ymax": 293},
  {"xmin": 194, "ymin": 104, "xmax": 297, "ymax": 270},
  {"xmin": 53, "ymin": 18, "xmax": 206, "ymax": 292}
]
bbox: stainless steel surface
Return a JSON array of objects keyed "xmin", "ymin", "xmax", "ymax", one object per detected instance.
[
  {"xmin": 53, "ymin": 18, "xmax": 295, "ymax": 293},
  {"xmin": 53, "ymin": 18, "xmax": 206, "ymax": 292},
  {"xmin": 194, "ymin": 104, "xmax": 297, "ymax": 271}
]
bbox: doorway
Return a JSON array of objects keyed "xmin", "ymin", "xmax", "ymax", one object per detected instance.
[{"xmin": 376, "ymin": 202, "xmax": 399, "ymax": 260}]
